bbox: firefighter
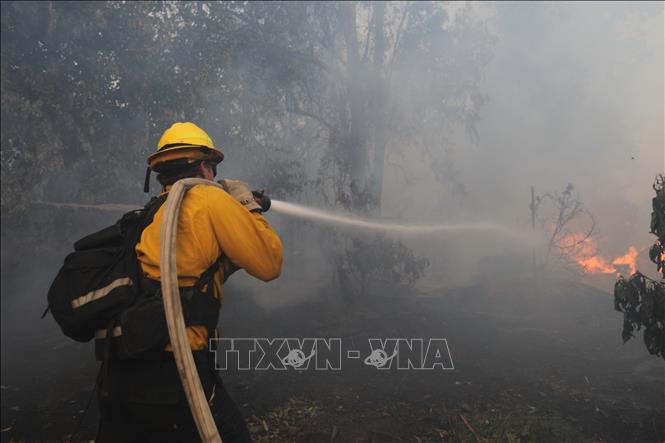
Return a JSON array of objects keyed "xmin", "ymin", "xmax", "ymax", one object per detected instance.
[{"xmin": 95, "ymin": 122, "xmax": 283, "ymax": 442}]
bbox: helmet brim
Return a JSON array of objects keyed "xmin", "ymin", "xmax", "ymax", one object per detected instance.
[{"xmin": 147, "ymin": 145, "xmax": 224, "ymax": 169}]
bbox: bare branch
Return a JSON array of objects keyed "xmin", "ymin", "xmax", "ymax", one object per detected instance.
[
  {"xmin": 286, "ymin": 98, "xmax": 334, "ymax": 131},
  {"xmin": 387, "ymin": 1, "xmax": 411, "ymax": 83}
]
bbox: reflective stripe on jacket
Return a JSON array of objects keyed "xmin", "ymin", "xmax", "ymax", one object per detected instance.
[{"xmin": 136, "ymin": 184, "xmax": 283, "ymax": 350}]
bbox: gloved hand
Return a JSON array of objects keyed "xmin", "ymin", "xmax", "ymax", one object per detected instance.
[{"xmin": 218, "ymin": 179, "xmax": 262, "ymax": 212}]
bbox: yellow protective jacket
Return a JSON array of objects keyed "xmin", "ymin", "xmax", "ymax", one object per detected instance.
[{"xmin": 135, "ymin": 184, "xmax": 283, "ymax": 350}]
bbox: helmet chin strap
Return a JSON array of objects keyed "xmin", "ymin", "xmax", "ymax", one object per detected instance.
[{"xmin": 144, "ymin": 167, "xmax": 151, "ymax": 193}]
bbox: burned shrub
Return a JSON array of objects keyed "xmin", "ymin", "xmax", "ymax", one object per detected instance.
[{"xmin": 332, "ymin": 235, "xmax": 430, "ymax": 299}]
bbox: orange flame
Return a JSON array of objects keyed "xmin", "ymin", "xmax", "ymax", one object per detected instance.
[
  {"xmin": 577, "ymin": 255, "xmax": 616, "ymax": 274},
  {"xmin": 611, "ymin": 246, "xmax": 637, "ymax": 276},
  {"xmin": 556, "ymin": 232, "xmax": 638, "ymax": 276}
]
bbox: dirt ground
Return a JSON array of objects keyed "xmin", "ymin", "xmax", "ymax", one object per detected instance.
[{"xmin": 1, "ymin": 277, "xmax": 663, "ymax": 443}]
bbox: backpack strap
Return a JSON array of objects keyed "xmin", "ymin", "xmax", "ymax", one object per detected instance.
[
  {"xmin": 134, "ymin": 195, "xmax": 168, "ymax": 242},
  {"xmin": 193, "ymin": 253, "xmax": 225, "ymax": 297},
  {"xmin": 98, "ymin": 319, "xmax": 115, "ymax": 398},
  {"xmin": 184, "ymin": 253, "xmax": 225, "ymax": 333},
  {"xmin": 131, "ymin": 195, "xmax": 168, "ymax": 293}
]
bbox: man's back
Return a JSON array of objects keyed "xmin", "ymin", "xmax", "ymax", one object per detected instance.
[
  {"xmin": 96, "ymin": 122, "xmax": 281, "ymax": 443},
  {"xmin": 135, "ymin": 183, "xmax": 283, "ymax": 350}
]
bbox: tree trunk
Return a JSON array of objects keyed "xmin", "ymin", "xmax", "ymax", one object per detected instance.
[
  {"xmin": 370, "ymin": 2, "xmax": 387, "ymax": 214},
  {"xmin": 340, "ymin": 1, "xmax": 370, "ymax": 211}
]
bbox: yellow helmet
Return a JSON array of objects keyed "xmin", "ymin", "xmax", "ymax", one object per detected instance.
[
  {"xmin": 147, "ymin": 122, "xmax": 224, "ymax": 170},
  {"xmin": 144, "ymin": 122, "xmax": 224, "ymax": 192}
]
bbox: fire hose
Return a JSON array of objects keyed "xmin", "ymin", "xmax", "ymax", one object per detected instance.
[{"xmin": 159, "ymin": 178, "xmax": 224, "ymax": 443}]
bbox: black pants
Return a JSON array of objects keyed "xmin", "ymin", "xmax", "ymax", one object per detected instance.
[{"xmin": 96, "ymin": 352, "xmax": 252, "ymax": 443}]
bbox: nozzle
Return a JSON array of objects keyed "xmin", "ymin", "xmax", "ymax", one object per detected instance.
[{"xmin": 252, "ymin": 189, "xmax": 271, "ymax": 212}]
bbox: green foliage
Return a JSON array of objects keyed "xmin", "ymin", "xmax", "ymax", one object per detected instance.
[
  {"xmin": 2, "ymin": 2, "xmax": 493, "ymax": 208},
  {"xmin": 649, "ymin": 174, "xmax": 665, "ymax": 277},
  {"xmin": 613, "ymin": 174, "xmax": 665, "ymax": 359},
  {"xmin": 614, "ymin": 273, "xmax": 664, "ymax": 359},
  {"xmin": 1, "ymin": 2, "xmax": 304, "ymax": 211},
  {"xmin": 2, "ymin": 2, "xmax": 494, "ymax": 298}
]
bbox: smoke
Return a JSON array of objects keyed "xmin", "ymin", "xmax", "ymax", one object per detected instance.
[
  {"xmin": 456, "ymin": 2, "xmax": 663, "ymax": 266},
  {"xmin": 3, "ymin": 2, "xmax": 662, "ymax": 305},
  {"xmin": 370, "ymin": 1, "xmax": 664, "ymax": 287},
  {"xmin": 1, "ymin": 4, "xmax": 663, "ymax": 441}
]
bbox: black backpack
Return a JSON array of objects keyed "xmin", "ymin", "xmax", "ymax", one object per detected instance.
[{"xmin": 46, "ymin": 196, "xmax": 167, "ymax": 343}]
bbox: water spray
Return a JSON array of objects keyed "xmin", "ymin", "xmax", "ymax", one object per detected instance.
[
  {"xmin": 37, "ymin": 193, "xmax": 534, "ymax": 242},
  {"xmin": 270, "ymin": 199, "xmax": 533, "ymax": 242}
]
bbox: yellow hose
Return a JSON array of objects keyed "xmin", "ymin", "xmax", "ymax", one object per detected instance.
[{"xmin": 160, "ymin": 178, "xmax": 224, "ymax": 443}]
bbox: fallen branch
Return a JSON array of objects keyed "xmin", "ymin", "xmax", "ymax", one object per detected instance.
[{"xmin": 459, "ymin": 414, "xmax": 481, "ymax": 443}]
